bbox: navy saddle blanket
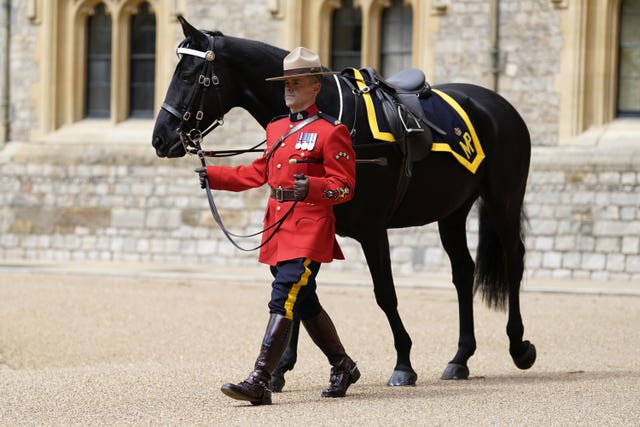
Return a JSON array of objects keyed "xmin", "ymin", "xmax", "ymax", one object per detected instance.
[
  {"xmin": 347, "ymin": 67, "xmax": 485, "ymax": 173},
  {"xmin": 419, "ymin": 89, "xmax": 485, "ymax": 173}
]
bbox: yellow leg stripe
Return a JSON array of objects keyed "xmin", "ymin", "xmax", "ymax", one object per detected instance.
[{"xmin": 283, "ymin": 258, "xmax": 312, "ymax": 320}]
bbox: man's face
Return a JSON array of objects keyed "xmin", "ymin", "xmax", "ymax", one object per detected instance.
[{"xmin": 284, "ymin": 76, "xmax": 321, "ymax": 112}]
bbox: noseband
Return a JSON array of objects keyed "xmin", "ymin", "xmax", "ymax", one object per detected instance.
[{"xmin": 161, "ymin": 34, "xmax": 225, "ymax": 154}]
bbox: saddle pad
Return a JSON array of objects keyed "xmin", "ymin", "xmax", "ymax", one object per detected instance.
[
  {"xmin": 346, "ymin": 67, "xmax": 485, "ymax": 174},
  {"xmin": 349, "ymin": 68, "xmax": 396, "ymax": 142},
  {"xmin": 421, "ymin": 89, "xmax": 485, "ymax": 174}
]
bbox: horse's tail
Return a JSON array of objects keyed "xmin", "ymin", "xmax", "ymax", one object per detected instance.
[{"xmin": 473, "ymin": 200, "xmax": 527, "ymax": 311}]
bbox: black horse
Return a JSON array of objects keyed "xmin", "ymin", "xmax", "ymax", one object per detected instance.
[{"xmin": 152, "ymin": 17, "xmax": 536, "ymax": 388}]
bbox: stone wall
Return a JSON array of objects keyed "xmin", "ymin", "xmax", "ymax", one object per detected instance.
[
  {"xmin": 430, "ymin": 0, "xmax": 562, "ymax": 146},
  {"xmin": 7, "ymin": 1, "xmax": 38, "ymax": 142},
  {"xmin": 0, "ymin": 0, "xmax": 638, "ymax": 284},
  {"xmin": 494, "ymin": 0, "xmax": 563, "ymax": 146},
  {"xmin": 184, "ymin": 0, "xmax": 280, "ymax": 41},
  {"xmin": 5, "ymin": 1, "xmax": 283, "ymax": 145},
  {"xmin": 0, "ymin": 142, "xmax": 263, "ymax": 268},
  {"xmin": 8, "ymin": 0, "xmax": 566, "ymax": 147},
  {"xmin": 1, "ymin": 141, "xmax": 638, "ymax": 282},
  {"xmin": 524, "ymin": 148, "xmax": 639, "ymax": 281}
]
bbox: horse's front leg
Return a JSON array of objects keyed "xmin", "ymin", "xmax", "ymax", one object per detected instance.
[
  {"xmin": 360, "ymin": 230, "xmax": 417, "ymax": 386},
  {"xmin": 269, "ymin": 315, "xmax": 300, "ymax": 392}
]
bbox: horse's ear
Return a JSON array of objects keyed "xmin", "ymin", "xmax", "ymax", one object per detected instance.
[
  {"xmin": 177, "ymin": 16, "xmax": 194, "ymax": 36},
  {"xmin": 176, "ymin": 16, "xmax": 207, "ymax": 44}
]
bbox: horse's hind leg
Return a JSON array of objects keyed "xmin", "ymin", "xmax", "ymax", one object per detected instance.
[
  {"xmin": 269, "ymin": 316, "xmax": 300, "ymax": 392},
  {"xmin": 360, "ymin": 230, "xmax": 418, "ymax": 386},
  {"xmin": 506, "ymin": 241, "xmax": 536, "ymax": 370},
  {"xmin": 437, "ymin": 201, "xmax": 477, "ymax": 380},
  {"xmin": 496, "ymin": 207, "xmax": 537, "ymax": 369},
  {"xmin": 480, "ymin": 193, "xmax": 536, "ymax": 370}
]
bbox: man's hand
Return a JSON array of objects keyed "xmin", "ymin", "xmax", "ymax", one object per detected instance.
[
  {"xmin": 195, "ymin": 166, "xmax": 209, "ymax": 189},
  {"xmin": 293, "ymin": 174, "xmax": 309, "ymax": 201}
]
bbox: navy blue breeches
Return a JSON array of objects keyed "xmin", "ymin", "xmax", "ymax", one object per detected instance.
[{"xmin": 269, "ymin": 258, "xmax": 322, "ymax": 321}]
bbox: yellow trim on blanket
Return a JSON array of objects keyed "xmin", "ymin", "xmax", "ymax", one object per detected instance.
[
  {"xmin": 430, "ymin": 89, "xmax": 486, "ymax": 174},
  {"xmin": 352, "ymin": 68, "xmax": 396, "ymax": 142}
]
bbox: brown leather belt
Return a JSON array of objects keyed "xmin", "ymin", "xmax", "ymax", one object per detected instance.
[{"xmin": 270, "ymin": 187, "xmax": 297, "ymax": 202}]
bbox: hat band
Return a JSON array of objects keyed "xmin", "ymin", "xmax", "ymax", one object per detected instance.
[{"xmin": 283, "ymin": 66, "xmax": 323, "ymax": 76}]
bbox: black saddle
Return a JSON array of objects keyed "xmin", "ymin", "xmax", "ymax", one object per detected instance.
[
  {"xmin": 378, "ymin": 68, "xmax": 432, "ymax": 97},
  {"xmin": 353, "ymin": 67, "xmax": 445, "ymax": 177},
  {"xmin": 342, "ymin": 66, "xmax": 441, "ymax": 219}
]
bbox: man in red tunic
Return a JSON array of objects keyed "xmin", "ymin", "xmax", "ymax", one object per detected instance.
[{"xmin": 196, "ymin": 47, "xmax": 359, "ymax": 405}]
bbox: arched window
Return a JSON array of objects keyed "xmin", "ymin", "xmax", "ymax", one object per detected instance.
[
  {"xmin": 85, "ymin": 3, "xmax": 112, "ymax": 118},
  {"xmin": 380, "ymin": 0, "xmax": 413, "ymax": 76},
  {"xmin": 617, "ymin": 0, "xmax": 640, "ymax": 117},
  {"xmin": 129, "ymin": 2, "xmax": 156, "ymax": 118},
  {"xmin": 331, "ymin": 0, "xmax": 362, "ymax": 70}
]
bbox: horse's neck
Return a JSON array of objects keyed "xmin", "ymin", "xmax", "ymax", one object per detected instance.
[
  {"xmin": 219, "ymin": 37, "xmax": 363, "ymax": 137},
  {"xmin": 222, "ymin": 36, "xmax": 288, "ymax": 128},
  {"xmin": 317, "ymin": 77, "xmax": 341, "ymax": 119},
  {"xmin": 317, "ymin": 77, "xmax": 370, "ymax": 144}
]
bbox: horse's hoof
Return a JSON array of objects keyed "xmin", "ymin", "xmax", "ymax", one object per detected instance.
[
  {"xmin": 387, "ymin": 369, "xmax": 417, "ymax": 386},
  {"xmin": 268, "ymin": 375, "xmax": 285, "ymax": 393},
  {"xmin": 441, "ymin": 363, "xmax": 469, "ymax": 380},
  {"xmin": 513, "ymin": 341, "xmax": 536, "ymax": 370}
]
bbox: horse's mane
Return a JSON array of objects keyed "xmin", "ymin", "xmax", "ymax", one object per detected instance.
[
  {"xmin": 180, "ymin": 30, "xmax": 286, "ymax": 74},
  {"xmin": 217, "ymin": 33, "xmax": 287, "ymax": 65},
  {"xmin": 178, "ymin": 30, "xmax": 286, "ymax": 77},
  {"xmin": 178, "ymin": 30, "xmax": 224, "ymax": 49},
  {"xmin": 212, "ymin": 33, "xmax": 288, "ymax": 85},
  {"xmin": 204, "ymin": 30, "xmax": 224, "ymax": 37},
  {"xmin": 188, "ymin": 30, "xmax": 289, "ymax": 126}
]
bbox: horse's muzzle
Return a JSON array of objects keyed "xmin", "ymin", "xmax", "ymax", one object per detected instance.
[
  {"xmin": 152, "ymin": 135, "xmax": 186, "ymax": 158},
  {"xmin": 152, "ymin": 136, "xmax": 167, "ymax": 157}
]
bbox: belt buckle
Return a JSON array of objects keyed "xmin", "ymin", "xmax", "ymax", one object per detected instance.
[{"xmin": 275, "ymin": 187, "xmax": 285, "ymax": 202}]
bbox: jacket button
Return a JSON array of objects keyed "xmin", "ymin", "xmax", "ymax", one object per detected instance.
[
  {"xmin": 276, "ymin": 206, "xmax": 281, "ymax": 211},
  {"xmin": 276, "ymin": 164, "xmax": 282, "ymax": 168}
]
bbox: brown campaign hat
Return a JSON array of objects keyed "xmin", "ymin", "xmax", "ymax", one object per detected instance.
[{"xmin": 266, "ymin": 46, "xmax": 338, "ymax": 81}]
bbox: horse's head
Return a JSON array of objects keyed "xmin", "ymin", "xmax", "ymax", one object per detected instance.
[{"xmin": 152, "ymin": 16, "xmax": 238, "ymax": 158}]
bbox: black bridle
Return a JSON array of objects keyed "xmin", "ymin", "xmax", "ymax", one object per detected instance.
[
  {"xmin": 161, "ymin": 34, "xmax": 267, "ymax": 158},
  {"xmin": 161, "ymin": 35, "xmax": 227, "ymax": 155},
  {"xmin": 160, "ymin": 34, "xmax": 292, "ymax": 251}
]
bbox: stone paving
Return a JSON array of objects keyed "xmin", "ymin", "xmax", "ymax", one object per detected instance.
[{"xmin": 0, "ymin": 261, "xmax": 638, "ymax": 425}]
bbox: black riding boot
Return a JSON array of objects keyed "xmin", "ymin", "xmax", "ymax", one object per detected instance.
[
  {"xmin": 221, "ymin": 313, "xmax": 292, "ymax": 405},
  {"xmin": 302, "ymin": 309, "xmax": 360, "ymax": 397}
]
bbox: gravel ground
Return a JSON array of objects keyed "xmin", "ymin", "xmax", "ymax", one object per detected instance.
[{"xmin": 0, "ymin": 267, "xmax": 638, "ymax": 426}]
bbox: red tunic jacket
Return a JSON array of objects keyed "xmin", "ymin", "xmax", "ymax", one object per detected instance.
[{"xmin": 205, "ymin": 105, "xmax": 356, "ymax": 266}]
